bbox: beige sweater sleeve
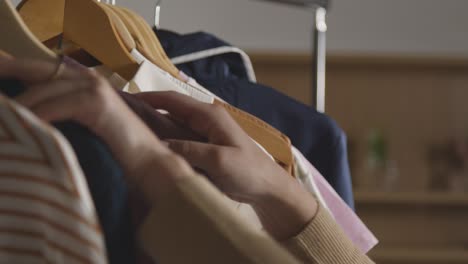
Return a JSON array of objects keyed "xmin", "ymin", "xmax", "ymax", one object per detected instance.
[
  {"xmin": 283, "ymin": 203, "xmax": 375, "ymax": 264},
  {"xmin": 139, "ymin": 175, "xmax": 373, "ymax": 264},
  {"xmin": 139, "ymin": 175, "xmax": 300, "ymax": 264}
]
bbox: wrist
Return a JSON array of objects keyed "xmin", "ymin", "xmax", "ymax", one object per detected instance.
[
  {"xmin": 132, "ymin": 148, "xmax": 195, "ymax": 205},
  {"xmin": 252, "ymin": 177, "xmax": 318, "ymax": 240}
]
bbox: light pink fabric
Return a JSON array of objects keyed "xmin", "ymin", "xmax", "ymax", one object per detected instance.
[{"xmin": 295, "ymin": 150, "xmax": 378, "ymax": 253}]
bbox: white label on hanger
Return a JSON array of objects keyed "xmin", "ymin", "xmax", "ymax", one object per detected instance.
[
  {"xmin": 130, "ymin": 49, "xmax": 147, "ymax": 65},
  {"xmin": 128, "ymin": 49, "xmax": 214, "ymax": 104}
]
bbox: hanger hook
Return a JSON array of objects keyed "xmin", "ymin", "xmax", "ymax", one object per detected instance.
[
  {"xmin": 98, "ymin": 0, "xmax": 115, "ymax": 5},
  {"xmin": 154, "ymin": 0, "xmax": 162, "ymax": 29}
]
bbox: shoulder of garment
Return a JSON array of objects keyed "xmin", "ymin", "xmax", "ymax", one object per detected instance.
[{"xmin": 0, "ymin": 94, "xmax": 108, "ymax": 264}]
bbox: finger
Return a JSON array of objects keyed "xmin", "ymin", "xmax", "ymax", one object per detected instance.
[
  {"xmin": 31, "ymin": 87, "xmax": 176, "ymax": 180},
  {"xmin": 15, "ymin": 79, "xmax": 89, "ymax": 108},
  {"xmin": 119, "ymin": 92, "xmax": 204, "ymax": 141},
  {"xmin": 0, "ymin": 59, "xmax": 78, "ymax": 84},
  {"xmin": 167, "ymin": 139, "xmax": 228, "ymax": 176},
  {"xmin": 148, "ymin": 112, "xmax": 205, "ymax": 142},
  {"xmin": 136, "ymin": 91, "xmax": 248, "ymax": 146},
  {"xmin": 27, "ymin": 86, "xmax": 166, "ymax": 150},
  {"xmin": 28, "ymin": 88, "xmax": 95, "ymax": 123}
]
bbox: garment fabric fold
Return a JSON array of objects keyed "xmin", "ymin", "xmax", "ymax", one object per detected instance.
[{"xmin": 0, "ymin": 79, "xmax": 135, "ymax": 264}]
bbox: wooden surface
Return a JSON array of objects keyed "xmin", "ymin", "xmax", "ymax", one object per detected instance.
[
  {"xmin": 370, "ymin": 248, "xmax": 468, "ymax": 264},
  {"xmin": 355, "ymin": 192, "xmax": 468, "ymax": 207},
  {"xmin": 355, "ymin": 192, "xmax": 468, "ymax": 249}
]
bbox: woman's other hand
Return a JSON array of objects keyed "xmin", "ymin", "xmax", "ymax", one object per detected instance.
[{"xmin": 0, "ymin": 58, "xmax": 192, "ymax": 203}]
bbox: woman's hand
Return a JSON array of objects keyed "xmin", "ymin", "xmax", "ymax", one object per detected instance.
[
  {"xmin": 137, "ymin": 92, "xmax": 318, "ymax": 240},
  {"xmin": 0, "ymin": 58, "xmax": 193, "ymax": 202}
]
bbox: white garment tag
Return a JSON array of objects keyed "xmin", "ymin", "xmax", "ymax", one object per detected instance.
[
  {"xmin": 187, "ymin": 76, "xmax": 226, "ymax": 102},
  {"xmin": 130, "ymin": 49, "xmax": 147, "ymax": 64},
  {"xmin": 90, "ymin": 65, "xmax": 127, "ymax": 90},
  {"xmin": 127, "ymin": 49, "xmax": 215, "ymax": 104}
]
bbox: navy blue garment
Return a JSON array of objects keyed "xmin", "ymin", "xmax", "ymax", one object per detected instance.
[
  {"xmin": 0, "ymin": 79, "xmax": 136, "ymax": 264},
  {"xmin": 156, "ymin": 29, "xmax": 354, "ymax": 209}
]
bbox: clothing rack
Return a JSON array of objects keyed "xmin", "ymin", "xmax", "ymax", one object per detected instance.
[{"xmin": 254, "ymin": 0, "xmax": 329, "ymax": 113}]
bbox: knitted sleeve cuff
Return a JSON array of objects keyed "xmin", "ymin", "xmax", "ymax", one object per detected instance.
[{"xmin": 283, "ymin": 203, "xmax": 374, "ymax": 264}]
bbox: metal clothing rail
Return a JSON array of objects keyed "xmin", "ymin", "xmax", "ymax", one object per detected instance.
[{"xmin": 254, "ymin": 0, "xmax": 329, "ymax": 113}]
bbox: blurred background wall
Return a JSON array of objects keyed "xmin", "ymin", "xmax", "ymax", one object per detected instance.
[{"xmin": 13, "ymin": 0, "xmax": 468, "ymax": 55}]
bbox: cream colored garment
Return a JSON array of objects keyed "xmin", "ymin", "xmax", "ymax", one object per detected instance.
[{"xmin": 293, "ymin": 147, "xmax": 329, "ymax": 211}]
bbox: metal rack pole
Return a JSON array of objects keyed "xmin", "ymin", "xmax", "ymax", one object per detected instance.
[
  {"xmin": 312, "ymin": 7, "xmax": 327, "ymax": 113},
  {"xmin": 253, "ymin": 0, "xmax": 329, "ymax": 112}
]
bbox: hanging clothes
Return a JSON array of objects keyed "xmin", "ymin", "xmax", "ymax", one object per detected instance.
[
  {"xmin": 0, "ymin": 79, "xmax": 136, "ymax": 264},
  {"xmin": 0, "ymin": 92, "xmax": 107, "ymax": 263},
  {"xmin": 155, "ymin": 29, "xmax": 355, "ymax": 209}
]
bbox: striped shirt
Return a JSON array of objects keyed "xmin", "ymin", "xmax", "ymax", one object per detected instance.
[{"xmin": 0, "ymin": 95, "xmax": 107, "ymax": 263}]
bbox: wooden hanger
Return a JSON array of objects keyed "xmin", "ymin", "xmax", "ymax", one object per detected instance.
[
  {"xmin": 58, "ymin": 2, "xmax": 137, "ymax": 68},
  {"xmin": 97, "ymin": 3, "xmax": 136, "ymax": 53},
  {"xmin": 102, "ymin": 5, "xmax": 151, "ymax": 60},
  {"xmin": 62, "ymin": 0, "xmax": 139, "ymax": 80},
  {"xmin": 0, "ymin": 0, "xmax": 56, "ymax": 62},
  {"xmin": 18, "ymin": 0, "xmax": 180, "ymax": 80},
  {"xmin": 20, "ymin": 0, "xmax": 138, "ymax": 69},
  {"xmin": 16, "ymin": 0, "xmax": 134, "ymax": 51},
  {"xmin": 109, "ymin": 5, "xmax": 180, "ymax": 78},
  {"xmin": 17, "ymin": 0, "xmax": 64, "ymax": 43},
  {"xmin": 18, "ymin": 0, "xmax": 141, "ymax": 80}
]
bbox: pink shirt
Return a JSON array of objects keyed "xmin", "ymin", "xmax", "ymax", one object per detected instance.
[{"xmin": 294, "ymin": 149, "xmax": 378, "ymax": 253}]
